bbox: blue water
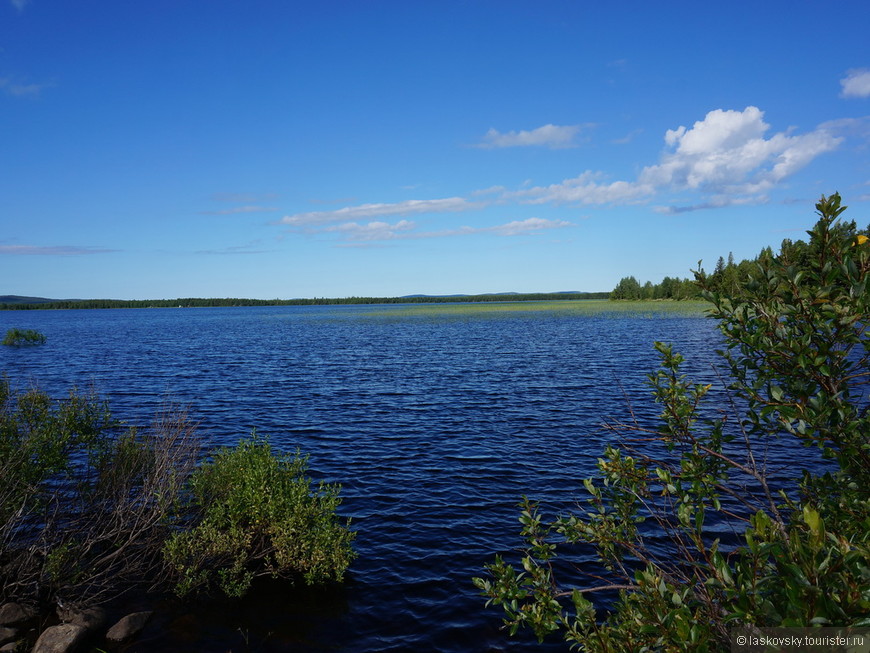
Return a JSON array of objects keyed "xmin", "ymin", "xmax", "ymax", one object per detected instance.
[{"xmin": 0, "ymin": 304, "xmax": 723, "ymax": 651}]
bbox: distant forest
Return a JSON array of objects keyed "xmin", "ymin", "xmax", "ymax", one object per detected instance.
[
  {"xmin": 0, "ymin": 291, "xmax": 610, "ymax": 311},
  {"xmin": 610, "ymin": 221, "xmax": 870, "ymax": 300},
  {"xmin": 609, "ymin": 252, "xmax": 746, "ymax": 300}
]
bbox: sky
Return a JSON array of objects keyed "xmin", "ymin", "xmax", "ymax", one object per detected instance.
[{"xmin": 2, "ymin": 1, "xmax": 869, "ymax": 300}]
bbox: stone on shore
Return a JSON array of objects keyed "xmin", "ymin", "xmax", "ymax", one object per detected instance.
[
  {"xmin": 105, "ymin": 611, "xmax": 152, "ymax": 643},
  {"xmin": 32, "ymin": 623, "xmax": 88, "ymax": 653},
  {"xmin": 0, "ymin": 603, "xmax": 37, "ymax": 627},
  {"xmin": 0, "ymin": 627, "xmax": 17, "ymax": 646},
  {"xmin": 57, "ymin": 606, "xmax": 107, "ymax": 632}
]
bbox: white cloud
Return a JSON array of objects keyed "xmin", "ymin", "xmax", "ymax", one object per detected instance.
[
  {"xmin": 280, "ymin": 197, "xmax": 479, "ymax": 226},
  {"xmin": 662, "ymin": 107, "xmax": 768, "ymax": 154},
  {"xmin": 0, "ymin": 77, "xmax": 48, "ymax": 97},
  {"xmin": 507, "ymin": 171, "xmax": 652, "ymax": 205},
  {"xmin": 612, "ymin": 129, "xmax": 642, "ymax": 145},
  {"xmin": 840, "ymin": 69, "xmax": 870, "ymax": 98},
  {"xmin": 488, "ymin": 217, "xmax": 573, "ymax": 236},
  {"xmin": 0, "ymin": 244, "xmax": 116, "ymax": 255},
  {"xmin": 424, "ymin": 217, "xmax": 574, "ymax": 238},
  {"xmin": 499, "ymin": 107, "xmax": 839, "ymax": 211},
  {"xmin": 471, "ymin": 185, "xmax": 507, "ymax": 197},
  {"xmin": 639, "ymin": 107, "xmax": 841, "ymax": 199},
  {"xmin": 280, "ymin": 106, "xmax": 843, "ymax": 243},
  {"xmin": 10, "ymin": 0, "xmax": 29, "ymax": 12},
  {"xmin": 477, "ymin": 124, "xmax": 584, "ymax": 149},
  {"xmin": 423, "ymin": 217, "xmax": 573, "ymax": 239},
  {"xmin": 304, "ymin": 217, "xmax": 573, "ymax": 244},
  {"xmin": 197, "ymin": 240, "xmax": 273, "ymax": 255},
  {"xmin": 325, "ymin": 220, "xmax": 416, "ymax": 241}
]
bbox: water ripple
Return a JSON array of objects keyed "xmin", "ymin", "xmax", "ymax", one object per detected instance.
[{"xmin": 1, "ymin": 304, "xmax": 727, "ymax": 652}]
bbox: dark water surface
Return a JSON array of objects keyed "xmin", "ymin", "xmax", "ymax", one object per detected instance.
[{"xmin": 0, "ymin": 303, "xmax": 722, "ymax": 651}]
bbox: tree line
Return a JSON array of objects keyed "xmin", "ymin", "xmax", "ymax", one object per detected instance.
[
  {"xmin": 610, "ymin": 220, "xmax": 870, "ymax": 300},
  {"xmin": 609, "ymin": 251, "xmax": 761, "ymax": 300},
  {"xmin": 0, "ymin": 291, "xmax": 611, "ymax": 311}
]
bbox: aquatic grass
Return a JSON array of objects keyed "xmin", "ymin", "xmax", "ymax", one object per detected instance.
[
  {"xmin": 359, "ymin": 300, "xmax": 709, "ymax": 320},
  {"xmin": 3, "ymin": 328, "xmax": 47, "ymax": 346}
]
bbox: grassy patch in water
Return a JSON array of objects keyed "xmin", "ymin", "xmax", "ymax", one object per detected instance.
[{"xmin": 362, "ymin": 300, "xmax": 708, "ymax": 319}]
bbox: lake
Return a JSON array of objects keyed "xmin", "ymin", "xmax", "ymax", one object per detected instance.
[{"xmin": 0, "ymin": 301, "xmax": 721, "ymax": 651}]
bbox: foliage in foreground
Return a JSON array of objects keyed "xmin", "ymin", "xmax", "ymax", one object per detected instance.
[
  {"xmin": 475, "ymin": 194, "xmax": 870, "ymax": 650},
  {"xmin": 2, "ymin": 328, "xmax": 46, "ymax": 346},
  {"xmin": 0, "ymin": 381, "xmax": 191, "ymax": 606},
  {"xmin": 163, "ymin": 435, "xmax": 356, "ymax": 598},
  {"xmin": 0, "ymin": 380, "xmax": 355, "ymax": 609}
]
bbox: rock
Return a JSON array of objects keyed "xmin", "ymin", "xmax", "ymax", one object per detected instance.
[
  {"xmin": 0, "ymin": 628, "xmax": 16, "ymax": 646},
  {"xmin": 0, "ymin": 603, "xmax": 37, "ymax": 627},
  {"xmin": 0, "ymin": 642, "xmax": 19, "ymax": 653},
  {"xmin": 105, "ymin": 611, "xmax": 152, "ymax": 643},
  {"xmin": 32, "ymin": 623, "xmax": 87, "ymax": 653},
  {"xmin": 56, "ymin": 606, "xmax": 107, "ymax": 632}
]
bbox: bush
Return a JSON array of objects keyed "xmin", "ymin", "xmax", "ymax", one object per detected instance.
[
  {"xmin": 0, "ymin": 379, "xmax": 355, "ymax": 610},
  {"xmin": 163, "ymin": 434, "xmax": 356, "ymax": 598},
  {"xmin": 2, "ymin": 328, "xmax": 46, "ymax": 346},
  {"xmin": 474, "ymin": 194, "xmax": 870, "ymax": 649},
  {"xmin": 0, "ymin": 383, "xmax": 199, "ymax": 607}
]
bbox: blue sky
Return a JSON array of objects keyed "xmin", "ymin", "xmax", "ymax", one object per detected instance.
[{"xmin": 2, "ymin": 1, "xmax": 869, "ymax": 300}]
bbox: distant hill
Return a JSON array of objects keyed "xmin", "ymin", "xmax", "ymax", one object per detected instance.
[
  {"xmin": 0, "ymin": 295, "xmax": 59, "ymax": 305},
  {"xmin": 400, "ymin": 294, "xmax": 469, "ymax": 298}
]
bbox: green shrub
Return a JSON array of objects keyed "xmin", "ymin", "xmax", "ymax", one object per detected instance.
[
  {"xmin": 2, "ymin": 328, "xmax": 46, "ymax": 346},
  {"xmin": 0, "ymin": 384, "xmax": 199, "ymax": 607},
  {"xmin": 474, "ymin": 194, "xmax": 870, "ymax": 649},
  {"xmin": 0, "ymin": 379, "xmax": 113, "ymax": 527},
  {"xmin": 0, "ymin": 378, "xmax": 354, "ymax": 610},
  {"xmin": 163, "ymin": 434, "xmax": 356, "ymax": 598}
]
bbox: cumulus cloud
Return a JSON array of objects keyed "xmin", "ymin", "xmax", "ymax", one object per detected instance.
[
  {"xmin": 477, "ymin": 124, "xmax": 585, "ymax": 149},
  {"xmin": 498, "ymin": 107, "xmax": 840, "ymax": 211},
  {"xmin": 0, "ymin": 244, "xmax": 116, "ymax": 255},
  {"xmin": 280, "ymin": 197, "xmax": 479, "ymax": 226},
  {"xmin": 639, "ymin": 107, "xmax": 842, "ymax": 199},
  {"xmin": 279, "ymin": 105, "xmax": 843, "ymax": 244},
  {"xmin": 840, "ymin": 69, "xmax": 870, "ymax": 98}
]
